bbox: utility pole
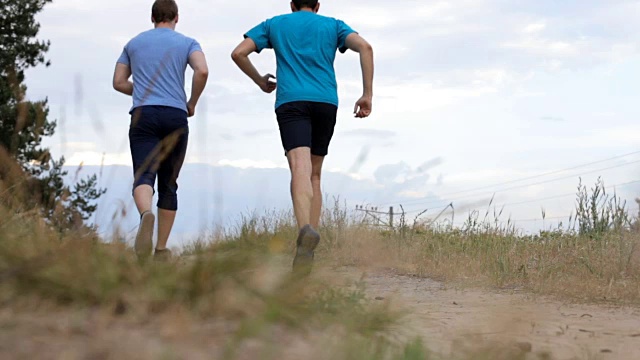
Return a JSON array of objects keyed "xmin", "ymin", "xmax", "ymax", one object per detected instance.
[{"xmin": 356, "ymin": 205, "xmax": 395, "ymax": 228}]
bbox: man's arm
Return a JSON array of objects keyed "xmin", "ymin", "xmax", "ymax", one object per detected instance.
[
  {"xmin": 345, "ymin": 33, "xmax": 374, "ymax": 118},
  {"xmin": 231, "ymin": 38, "xmax": 276, "ymax": 94},
  {"xmin": 187, "ymin": 50, "xmax": 209, "ymax": 117},
  {"xmin": 113, "ymin": 63, "xmax": 133, "ymax": 96}
]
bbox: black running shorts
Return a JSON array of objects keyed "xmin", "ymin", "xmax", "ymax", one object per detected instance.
[
  {"xmin": 129, "ymin": 106, "xmax": 189, "ymax": 211},
  {"xmin": 275, "ymin": 101, "xmax": 338, "ymax": 156}
]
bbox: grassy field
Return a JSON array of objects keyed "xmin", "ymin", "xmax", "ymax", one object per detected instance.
[{"xmin": 1, "ymin": 167, "xmax": 639, "ymax": 358}]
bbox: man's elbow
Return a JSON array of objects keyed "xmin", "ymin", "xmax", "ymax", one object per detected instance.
[
  {"xmin": 350, "ymin": 43, "xmax": 373, "ymax": 55},
  {"xmin": 113, "ymin": 79, "xmax": 122, "ymax": 92},
  {"xmin": 196, "ymin": 68, "xmax": 209, "ymax": 79},
  {"xmin": 231, "ymin": 49, "xmax": 246, "ymax": 63},
  {"xmin": 231, "ymin": 51, "xmax": 240, "ymax": 63},
  {"xmin": 361, "ymin": 42, "xmax": 373, "ymax": 54}
]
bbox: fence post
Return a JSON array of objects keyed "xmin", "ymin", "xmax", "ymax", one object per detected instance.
[{"xmin": 389, "ymin": 206, "xmax": 394, "ymax": 228}]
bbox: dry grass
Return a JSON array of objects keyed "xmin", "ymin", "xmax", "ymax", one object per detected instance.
[
  {"xmin": 2, "ymin": 156, "xmax": 639, "ymax": 358},
  {"xmin": 397, "ymin": 226, "xmax": 639, "ymax": 304},
  {"xmin": 313, "ymin": 219, "xmax": 639, "ymax": 305},
  {"xmin": 0, "ymin": 163, "xmax": 418, "ymax": 359},
  {"xmin": 313, "ymin": 200, "xmax": 640, "ymax": 305},
  {"xmin": 0, "ymin": 196, "xmax": 563, "ymax": 359}
]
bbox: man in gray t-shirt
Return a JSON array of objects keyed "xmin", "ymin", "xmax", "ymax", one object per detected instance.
[{"xmin": 113, "ymin": 0, "xmax": 209, "ymax": 261}]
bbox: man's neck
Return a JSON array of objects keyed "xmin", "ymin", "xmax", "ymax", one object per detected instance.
[
  {"xmin": 154, "ymin": 22, "xmax": 176, "ymax": 30},
  {"xmin": 298, "ymin": 7, "xmax": 315, "ymax": 13}
]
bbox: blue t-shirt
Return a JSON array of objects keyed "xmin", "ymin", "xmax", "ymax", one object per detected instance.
[
  {"xmin": 117, "ymin": 28, "xmax": 202, "ymax": 114},
  {"xmin": 244, "ymin": 12, "xmax": 356, "ymax": 109}
]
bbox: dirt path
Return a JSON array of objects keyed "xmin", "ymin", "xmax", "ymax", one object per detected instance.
[
  {"xmin": 2, "ymin": 267, "xmax": 640, "ymax": 359},
  {"xmin": 352, "ymin": 269, "xmax": 640, "ymax": 360}
]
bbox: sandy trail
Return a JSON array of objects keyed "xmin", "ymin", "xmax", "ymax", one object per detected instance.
[
  {"xmin": 2, "ymin": 267, "xmax": 640, "ymax": 359},
  {"xmin": 354, "ymin": 269, "xmax": 640, "ymax": 360}
]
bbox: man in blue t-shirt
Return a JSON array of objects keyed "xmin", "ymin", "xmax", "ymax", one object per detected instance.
[
  {"xmin": 113, "ymin": 0, "xmax": 209, "ymax": 261},
  {"xmin": 231, "ymin": 0, "xmax": 374, "ymax": 275}
]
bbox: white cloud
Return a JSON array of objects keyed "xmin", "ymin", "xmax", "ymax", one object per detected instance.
[
  {"xmin": 444, "ymin": 169, "xmax": 532, "ymax": 185},
  {"xmin": 523, "ymin": 22, "xmax": 546, "ymax": 34},
  {"xmin": 66, "ymin": 151, "xmax": 131, "ymax": 167},
  {"xmin": 374, "ymin": 81, "xmax": 497, "ymax": 112},
  {"xmin": 21, "ymin": 0, "xmax": 640, "ymax": 235},
  {"xmin": 502, "ymin": 38, "xmax": 582, "ymax": 57},
  {"xmin": 217, "ymin": 159, "xmax": 287, "ymax": 169}
]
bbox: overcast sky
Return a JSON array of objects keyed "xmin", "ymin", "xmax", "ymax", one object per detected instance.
[{"xmin": 23, "ymin": 0, "xmax": 640, "ymax": 240}]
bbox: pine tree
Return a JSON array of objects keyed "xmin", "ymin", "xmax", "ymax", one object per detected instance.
[{"xmin": 0, "ymin": 0, "xmax": 106, "ymax": 232}]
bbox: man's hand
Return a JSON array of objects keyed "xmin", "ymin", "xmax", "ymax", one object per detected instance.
[
  {"xmin": 354, "ymin": 95, "xmax": 372, "ymax": 118},
  {"xmin": 345, "ymin": 34, "xmax": 374, "ymax": 117},
  {"xmin": 257, "ymin": 74, "xmax": 277, "ymax": 93},
  {"xmin": 231, "ymin": 39, "xmax": 277, "ymax": 95},
  {"xmin": 187, "ymin": 100, "xmax": 196, "ymax": 117}
]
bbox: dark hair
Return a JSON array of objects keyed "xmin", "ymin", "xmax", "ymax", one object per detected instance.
[
  {"xmin": 292, "ymin": 0, "xmax": 318, "ymax": 10},
  {"xmin": 152, "ymin": 0, "xmax": 179, "ymax": 23}
]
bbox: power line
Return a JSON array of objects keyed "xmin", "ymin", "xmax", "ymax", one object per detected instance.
[
  {"xmin": 512, "ymin": 215, "xmax": 572, "ymax": 223},
  {"xmin": 501, "ymin": 179, "xmax": 640, "ymax": 208},
  {"xmin": 378, "ymin": 149, "xmax": 640, "ymax": 208},
  {"xmin": 390, "ymin": 159, "xmax": 640, "ymax": 211},
  {"xmin": 403, "ymin": 178, "xmax": 640, "ymax": 216}
]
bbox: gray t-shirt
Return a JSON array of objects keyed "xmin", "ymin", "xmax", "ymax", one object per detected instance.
[{"xmin": 117, "ymin": 28, "xmax": 201, "ymax": 114}]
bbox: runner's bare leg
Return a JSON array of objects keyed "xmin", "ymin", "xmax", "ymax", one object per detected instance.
[
  {"xmin": 310, "ymin": 155, "xmax": 325, "ymax": 229},
  {"xmin": 287, "ymin": 147, "xmax": 313, "ymax": 229}
]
